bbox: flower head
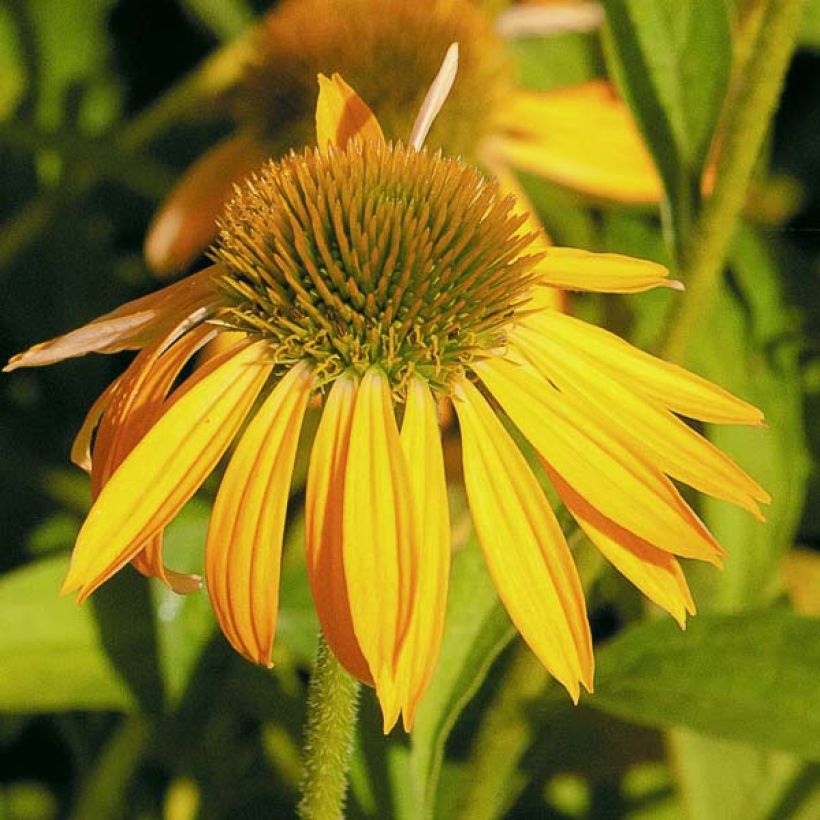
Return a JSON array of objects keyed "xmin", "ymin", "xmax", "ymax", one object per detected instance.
[
  {"xmin": 145, "ymin": 0, "xmax": 662, "ymax": 277},
  {"xmin": 6, "ymin": 61, "xmax": 767, "ymax": 732}
]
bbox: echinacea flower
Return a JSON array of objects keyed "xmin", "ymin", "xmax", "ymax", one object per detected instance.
[
  {"xmin": 6, "ymin": 61, "xmax": 767, "ymax": 732},
  {"xmin": 145, "ymin": 0, "xmax": 661, "ymax": 278}
]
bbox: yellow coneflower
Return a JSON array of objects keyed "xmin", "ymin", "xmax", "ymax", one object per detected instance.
[
  {"xmin": 144, "ymin": 0, "xmax": 660, "ymax": 277},
  {"xmin": 6, "ymin": 63, "xmax": 766, "ymax": 732}
]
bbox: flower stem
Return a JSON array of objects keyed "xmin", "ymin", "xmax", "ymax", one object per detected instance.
[
  {"xmin": 659, "ymin": 0, "xmax": 804, "ymax": 362},
  {"xmin": 297, "ymin": 634, "xmax": 361, "ymax": 820}
]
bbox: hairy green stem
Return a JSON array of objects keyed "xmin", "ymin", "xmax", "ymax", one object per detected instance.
[
  {"xmin": 297, "ymin": 635, "xmax": 361, "ymax": 820},
  {"xmin": 659, "ymin": 0, "xmax": 804, "ymax": 362}
]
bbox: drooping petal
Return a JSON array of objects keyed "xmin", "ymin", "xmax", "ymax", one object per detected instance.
[
  {"xmin": 397, "ymin": 376, "xmax": 451, "ymax": 730},
  {"xmin": 453, "ymin": 376, "xmax": 593, "ymax": 700},
  {"xmin": 4, "ymin": 268, "xmax": 219, "ymax": 371},
  {"xmin": 61, "ymin": 340, "xmax": 273, "ymax": 601},
  {"xmin": 305, "ymin": 373, "xmax": 372, "ymax": 684},
  {"xmin": 547, "ymin": 468, "xmax": 695, "ymax": 628},
  {"xmin": 510, "ymin": 327, "xmax": 769, "ymax": 516},
  {"xmin": 474, "ymin": 356, "xmax": 725, "ymax": 565},
  {"xmin": 343, "ymin": 367, "xmax": 416, "ymax": 731},
  {"xmin": 521, "ymin": 308, "xmax": 764, "ymax": 425},
  {"xmin": 531, "ymin": 247, "xmax": 680, "ymax": 294},
  {"xmin": 205, "ymin": 362, "xmax": 313, "ymax": 667},
  {"xmin": 70, "ymin": 376, "xmax": 121, "ymax": 472},
  {"xmin": 494, "ymin": 82, "xmax": 662, "ymax": 204},
  {"xmin": 316, "ymin": 73, "xmax": 384, "ymax": 152},
  {"xmin": 145, "ymin": 132, "xmax": 270, "ymax": 277}
]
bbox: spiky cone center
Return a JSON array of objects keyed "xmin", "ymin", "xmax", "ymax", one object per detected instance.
[
  {"xmin": 234, "ymin": 0, "xmax": 510, "ymax": 160},
  {"xmin": 212, "ymin": 141, "xmax": 539, "ymax": 395}
]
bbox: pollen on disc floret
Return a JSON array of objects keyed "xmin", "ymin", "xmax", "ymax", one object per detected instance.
[{"xmin": 212, "ymin": 140, "xmax": 541, "ymax": 395}]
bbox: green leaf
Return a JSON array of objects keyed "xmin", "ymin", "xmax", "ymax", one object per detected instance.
[
  {"xmin": 0, "ymin": 555, "xmax": 134, "ymax": 712},
  {"xmin": 602, "ymin": 0, "xmax": 732, "ymax": 244},
  {"xmin": 592, "ymin": 609, "xmax": 820, "ymax": 760},
  {"xmin": 687, "ymin": 224, "xmax": 810, "ymax": 610},
  {"xmin": 405, "ymin": 532, "xmax": 515, "ymax": 820}
]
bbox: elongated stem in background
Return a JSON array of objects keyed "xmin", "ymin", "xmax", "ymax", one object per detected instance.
[
  {"xmin": 297, "ymin": 635, "xmax": 361, "ymax": 820},
  {"xmin": 659, "ymin": 0, "xmax": 804, "ymax": 363},
  {"xmin": 457, "ymin": 643, "xmax": 564, "ymax": 820}
]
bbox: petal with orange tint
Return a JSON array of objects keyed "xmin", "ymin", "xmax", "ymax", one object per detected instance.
[
  {"xmin": 343, "ymin": 367, "xmax": 416, "ymax": 731},
  {"xmin": 4, "ymin": 267, "xmax": 219, "ymax": 371},
  {"xmin": 474, "ymin": 356, "xmax": 725, "ymax": 565},
  {"xmin": 453, "ymin": 377, "xmax": 592, "ymax": 699},
  {"xmin": 316, "ymin": 73, "xmax": 384, "ymax": 152},
  {"xmin": 494, "ymin": 82, "xmax": 662, "ymax": 204},
  {"xmin": 71, "ymin": 376, "xmax": 121, "ymax": 472},
  {"xmin": 92, "ymin": 325, "xmax": 218, "ymax": 590},
  {"xmin": 62, "ymin": 340, "xmax": 273, "ymax": 601},
  {"xmin": 397, "ymin": 376, "xmax": 451, "ymax": 730},
  {"xmin": 522, "ymin": 309, "xmax": 764, "ymax": 425},
  {"xmin": 145, "ymin": 132, "xmax": 271, "ymax": 277},
  {"xmin": 305, "ymin": 373, "xmax": 372, "ymax": 684},
  {"xmin": 510, "ymin": 326, "xmax": 769, "ymax": 515},
  {"xmin": 547, "ymin": 468, "xmax": 695, "ymax": 627},
  {"xmin": 206, "ymin": 362, "xmax": 313, "ymax": 666}
]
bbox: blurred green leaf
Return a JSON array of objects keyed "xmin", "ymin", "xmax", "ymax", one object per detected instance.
[
  {"xmin": 508, "ymin": 31, "xmax": 603, "ymax": 93},
  {"xmin": 405, "ymin": 533, "xmax": 515, "ymax": 820},
  {"xmin": 0, "ymin": 555, "xmax": 133, "ymax": 711},
  {"xmin": 92, "ymin": 567, "xmax": 165, "ymax": 714},
  {"xmin": 602, "ymin": 0, "xmax": 732, "ymax": 245},
  {"xmin": 592, "ymin": 608, "xmax": 820, "ymax": 759},
  {"xmin": 24, "ymin": 0, "xmax": 121, "ymax": 133},
  {"xmin": 800, "ymin": 0, "xmax": 820, "ymax": 48}
]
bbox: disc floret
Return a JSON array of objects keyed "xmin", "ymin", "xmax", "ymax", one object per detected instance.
[{"xmin": 213, "ymin": 141, "xmax": 539, "ymax": 394}]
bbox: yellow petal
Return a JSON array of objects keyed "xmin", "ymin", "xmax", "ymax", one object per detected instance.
[
  {"xmin": 205, "ymin": 362, "xmax": 313, "ymax": 666},
  {"xmin": 343, "ymin": 367, "xmax": 416, "ymax": 731},
  {"xmin": 315, "ymin": 73, "xmax": 384, "ymax": 152},
  {"xmin": 397, "ymin": 376, "xmax": 451, "ymax": 730},
  {"xmin": 4, "ymin": 268, "xmax": 219, "ymax": 371},
  {"xmin": 522, "ymin": 309, "xmax": 764, "ymax": 425},
  {"xmin": 91, "ymin": 325, "xmax": 217, "ymax": 589},
  {"xmin": 305, "ymin": 374, "xmax": 372, "ymax": 684},
  {"xmin": 547, "ymin": 468, "xmax": 695, "ymax": 628},
  {"xmin": 510, "ymin": 326, "xmax": 769, "ymax": 516},
  {"xmin": 531, "ymin": 247, "xmax": 679, "ymax": 294},
  {"xmin": 62, "ymin": 340, "xmax": 273, "ymax": 601},
  {"xmin": 145, "ymin": 132, "xmax": 270, "ymax": 277},
  {"xmin": 474, "ymin": 356, "xmax": 724, "ymax": 565},
  {"xmin": 494, "ymin": 82, "xmax": 662, "ymax": 204},
  {"xmin": 453, "ymin": 376, "xmax": 592, "ymax": 700}
]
